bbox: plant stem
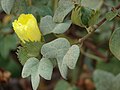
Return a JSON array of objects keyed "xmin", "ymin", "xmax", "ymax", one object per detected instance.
[{"xmin": 78, "ymin": 3, "xmax": 120, "ymax": 44}]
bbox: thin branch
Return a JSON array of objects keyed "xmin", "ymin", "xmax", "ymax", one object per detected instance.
[{"xmin": 78, "ymin": 3, "xmax": 120, "ymax": 44}]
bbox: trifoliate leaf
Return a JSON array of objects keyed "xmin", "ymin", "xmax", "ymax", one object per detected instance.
[
  {"xmin": 41, "ymin": 38, "xmax": 80, "ymax": 79},
  {"xmin": 41, "ymin": 38, "xmax": 71, "ymax": 78},
  {"xmin": 63, "ymin": 45, "xmax": 80, "ymax": 69},
  {"xmin": 53, "ymin": 0, "xmax": 74, "ymax": 22},
  {"xmin": 1, "ymin": 0, "xmax": 15, "ymax": 14},
  {"xmin": 22, "ymin": 57, "xmax": 54, "ymax": 90},
  {"xmin": 40, "ymin": 15, "xmax": 71, "ymax": 35},
  {"xmin": 109, "ymin": 28, "xmax": 120, "ymax": 60}
]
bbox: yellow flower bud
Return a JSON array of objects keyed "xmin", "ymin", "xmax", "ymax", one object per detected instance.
[{"xmin": 12, "ymin": 14, "xmax": 41, "ymax": 43}]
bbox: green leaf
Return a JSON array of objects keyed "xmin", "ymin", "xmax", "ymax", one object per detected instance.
[
  {"xmin": 41, "ymin": 38, "xmax": 70, "ymax": 78},
  {"xmin": 81, "ymin": 6, "xmax": 95, "ymax": 27},
  {"xmin": 22, "ymin": 57, "xmax": 54, "ymax": 90},
  {"xmin": 22, "ymin": 57, "xmax": 53, "ymax": 90},
  {"xmin": 71, "ymin": 6, "xmax": 98, "ymax": 27},
  {"xmin": 88, "ymin": 10, "xmax": 100, "ymax": 26},
  {"xmin": 40, "ymin": 15, "xmax": 56, "ymax": 35},
  {"xmin": 93, "ymin": 70, "xmax": 120, "ymax": 90},
  {"xmin": 96, "ymin": 57, "xmax": 120, "ymax": 75},
  {"xmin": 109, "ymin": 28, "xmax": 120, "ymax": 60},
  {"xmin": 53, "ymin": 0, "xmax": 75, "ymax": 22},
  {"xmin": 17, "ymin": 46, "xmax": 29, "ymax": 65},
  {"xmin": 22, "ymin": 57, "xmax": 39, "ymax": 78},
  {"xmin": 93, "ymin": 70, "xmax": 114, "ymax": 90},
  {"xmin": 24, "ymin": 42, "xmax": 42, "ymax": 57},
  {"xmin": 11, "ymin": 0, "xmax": 27, "ymax": 14},
  {"xmin": 0, "ymin": 34, "xmax": 18, "ymax": 59},
  {"xmin": 54, "ymin": 80, "xmax": 70, "ymax": 90},
  {"xmin": 71, "ymin": 6, "xmax": 83, "ymax": 27},
  {"xmin": 22, "ymin": 57, "xmax": 40, "ymax": 90},
  {"xmin": 41, "ymin": 38, "xmax": 70, "ymax": 58},
  {"xmin": 31, "ymin": 73, "xmax": 40, "ymax": 90},
  {"xmin": 41, "ymin": 38, "xmax": 80, "ymax": 78},
  {"xmin": 105, "ymin": 11, "xmax": 118, "ymax": 21},
  {"xmin": 1, "ymin": 0, "xmax": 15, "ymax": 14},
  {"xmin": 40, "ymin": 15, "xmax": 71, "ymax": 35},
  {"xmin": 28, "ymin": 5, "xmax": 53, "ymax": 17},
  {"xmin": 39, "ymin": 58, "xmax": 53, "ymax": 80},
  {"xmin": 50, "ymin": 58, "xmax": 57, "ymax": 67},
  {"xmin": 63, "ymin": 45, "xmax": 80, "ymax": 69},
  {"xmin": 81, "ymin": 0, "xmax": 103, "ymax": 10},
  {"xmin": 17, "ymin": 42, "xmax": 43, "ymax": 65},
  {"xmin": 53, "ymin": 20, "xmax": 71, "ymax": 34},
  {"xmin": 56, "ymin": 49, "xmax": 68, "ymax": 79},
  {"xmin": 32, "ymin": 0, "xmax": 49, "ymax": 5},
  {"xmin": 54, "ymin": 79, "xmax": 79, "ymax": 90}
]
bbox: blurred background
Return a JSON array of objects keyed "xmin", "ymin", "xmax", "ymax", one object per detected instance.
[{"xmin": 0, "ymin": 0, "xmax": 120, "ymax": 90}]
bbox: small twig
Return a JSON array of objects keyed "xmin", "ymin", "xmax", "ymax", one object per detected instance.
[
  {"xmin": 78, "ymin": 3, "xmax": 120, "ymax": 44},
  {"xmin": 78, "ymin": 18, "xmax": 106, "ymax": 44}
]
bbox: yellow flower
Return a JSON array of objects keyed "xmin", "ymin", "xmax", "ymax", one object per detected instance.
[{"xmin": 12, "ymin": 14, "xmax": 41, "ymax": 43}]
